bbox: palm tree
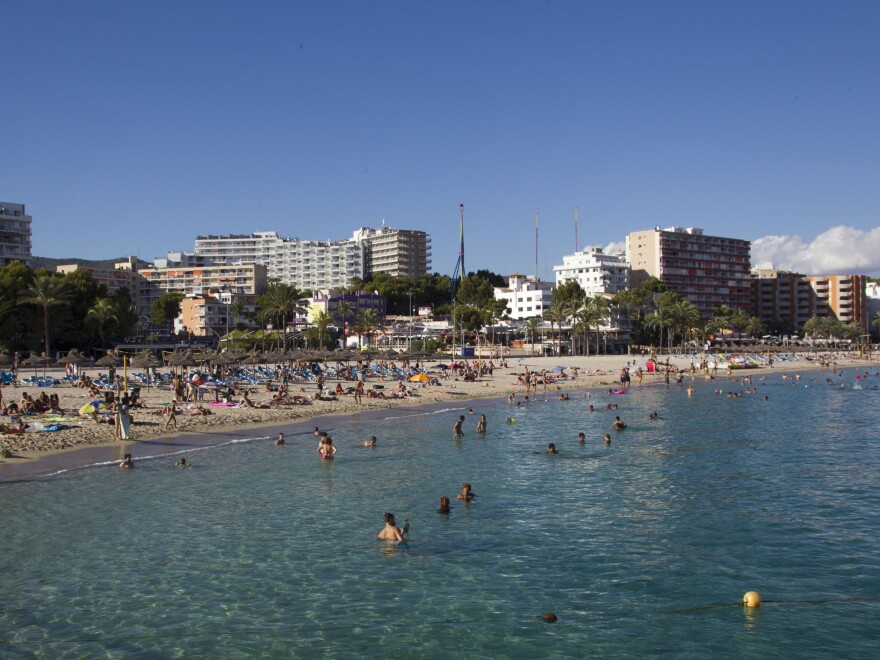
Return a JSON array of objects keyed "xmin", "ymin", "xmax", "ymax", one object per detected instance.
[
  {"xmin": 524, "ymin": 316, "xmax": 541, "ymax": 356},
  {"xmin": 354, "ymin": 308, "xmax": 382, "ymax": 348},
  {"xmin": 644, "ymin": 305, "xmax": 674, "ymax": 355},
  {"xmin": 23, "ymin": 273, "xmax": 72, "ymax": 357},
  {"xmin": 334, "ymin": 300, "xmax": 355, "ymax": 345},
  {"xmin": 562, "ymin": 293, "xmax": 585, "ymax": 355},
  {"xmin": 258, "ymin": 284, "xmax": 305, "ymax": 350},
  {"xmin": 544, "ymin": 297, "xmax": 567, "ymax": 356},
  {"xmin": 586, "ymin": 295, "xmax": 612, "ymax": 355},
  {"xmin": 312, "ymin": 310, "xmax": 335, "ymax": 350},
  {"xmin": 744, "ymin": 316, "xmax": 767, "ymax": 341},
  {"xmin": 86, "ymin": 297, "xmax": 118, "ymax": 350},
  {"xmin": 669, "ymin": 299, "xmax": 701, "ymax": 350}
]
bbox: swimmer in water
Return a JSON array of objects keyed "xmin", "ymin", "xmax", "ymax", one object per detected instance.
[
  {"xmin": 438, "ymin": 496, "xmax": 451, "ymax": 514},
  {"xmin": 119, "ymin": 453, "xmax": 134, "ymax": 469},
  {"xmin": 611, "ymin": 416, "xmax": 627, "ymax": 430},
  {"xmin": 647, "ymin": 412, "xmax": 660, "ymax": 420},
  {"xmin": 476, "ymin": 415, "xmax": 486, "ymax": 433},
  {"xmin": 604, "ymin": 433, "xmax": 611, "ymax": 446},
  {"xmin": 362, "ymin": 435, "xmax": 377, "ymax": 447},
  {"xmin": 546, "ymin": 443, "xmax": 559, "ymax": 454},
  {"xmin": 506, "ymin": 418, "xmax": 515, "ymax": 424},
  {"xmin": 456, "ymin": 483, "xmax": 476, "ymax": 501},
  {"xmin": 275, "ymin": 433, "xmax": 285, "ymax": 445},
  {"xmin": 578, "ymin": 432, "xmax": 586, "ymax": 443},
  {"xmin": 587, "ymin": 404, "xmax": 595, "ymax": 412},
  {"xmin": 453, "ymin": 415, "xmax": 465, "ymax": 436},
  {"xmin": 176, "ymin": 457, "xmax": 188, "ymax": 467},
  {"xmin": 377, "ymin": 513, "xmax": 409, "ymax": 541}
]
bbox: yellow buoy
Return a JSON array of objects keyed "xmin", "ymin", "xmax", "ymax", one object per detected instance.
[
  {"xmin": 541, "ymin": 612, "xmax": 558, "ymax": 622},
  {"xmin": 743, "ymin": 591, "xmax": 762, "ymax": 608}
]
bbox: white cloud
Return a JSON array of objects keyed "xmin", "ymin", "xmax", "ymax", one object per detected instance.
[
  {"xmin": 603, "ymin": 240, "xmax": 626, "ymax": 256},
  {"xmin": 751, "ymin": 226, "xmax": 880, "ymax": 275}
]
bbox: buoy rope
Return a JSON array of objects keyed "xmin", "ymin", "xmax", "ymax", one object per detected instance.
[
  {"xmin": 0, "ymin": 597, "xmax": 876, "ymax": 646},
  {"xmin": 661, "ymin": 596, "xmax": 877, "ymax": 615}
]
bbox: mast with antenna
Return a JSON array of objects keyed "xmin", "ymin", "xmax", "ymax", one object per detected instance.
[
  {"xmin": 535, "ymin": 211, "xmax": 539, "ymax": 281},
  {"xmin": 574, "ymin": 205, "xmax": 579, "ymax": 252},
  {"xmin": 451, "ymin": 204, "xmax": 465, "ymax": 300}
]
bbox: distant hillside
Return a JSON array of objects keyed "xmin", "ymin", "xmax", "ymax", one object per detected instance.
[{"xmin": 31, "ymin": 256, "xmax": 152, "ymax": 272}]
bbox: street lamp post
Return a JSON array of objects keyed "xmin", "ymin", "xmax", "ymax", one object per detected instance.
[{"xmin": 408, "ymin": 291, "xmax": 413, "ymax": 351}]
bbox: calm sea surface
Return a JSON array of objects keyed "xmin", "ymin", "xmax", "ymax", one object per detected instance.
[{"xmin": 1, "ymin": 369, "xmax": 879, "ymax": 657}]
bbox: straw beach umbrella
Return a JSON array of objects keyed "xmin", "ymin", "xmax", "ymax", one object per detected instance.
[
  {"xmin": 57, "ymin": 349, "xmax": 88, "ymax": 367},
  {"xmin": 95, "ymin": 352, "xmax": 122, "ymax": 368}
]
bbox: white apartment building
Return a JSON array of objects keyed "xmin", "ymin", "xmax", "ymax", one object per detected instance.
[
  {"xmin": 493, "ymin": 274, "xmax": 554, "ymax": 320},
  {"xmin": 553, "ymin": 247, "xmax": 629, "ymax": 295},
  {"xmin": 351, "ymin": 226, "xmax": 431, "ymax": 277},
  {"xmin": 0, "ymin": 201, "xmax": 32, "ymax": 267},
  {"xmin": 193, "ymin": 231, "xmax": 364, "ymax": 291}
]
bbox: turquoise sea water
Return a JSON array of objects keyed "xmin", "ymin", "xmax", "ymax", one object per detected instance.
[{"xmin": 2, "ymin": 369, "xmax": 879, "ymax": 657}]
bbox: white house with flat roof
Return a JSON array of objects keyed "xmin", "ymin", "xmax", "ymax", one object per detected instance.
[
  {"xmin": 494, "ymin": 274, "xmax": 554, "ymax": 320},
  {"xmin": 553, "ymin": 247, "xmax": 629, "ymax": 295}
]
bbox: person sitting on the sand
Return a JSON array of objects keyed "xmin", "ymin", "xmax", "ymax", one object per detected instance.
[
  {"xmin": 239, "ymin": 393, "xmax": 270, "ymax": 409},
  {"xmin": 335, "ymin": 383, "xmax": 344, "ymax": 395}
]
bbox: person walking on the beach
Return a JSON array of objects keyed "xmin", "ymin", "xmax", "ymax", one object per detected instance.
[
  {"xmin": 163, "ymin": 402, "xmax": 178, "ymax": 431},
  {"xmin": 354, "ymin": 380, "xmax": 364, "ymax": 404}
]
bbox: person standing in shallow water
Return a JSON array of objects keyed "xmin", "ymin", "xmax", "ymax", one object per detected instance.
[
  {"xmin": 377, "ymin": 513, "xmax": 409, "ymax": 541},
  {"xmin": 453, "ymin": 415, "xmax": 465, "ymax": 436},
  {"xmin": 476, "ymin": 415, "xmax": 486, "ymax": 433}
]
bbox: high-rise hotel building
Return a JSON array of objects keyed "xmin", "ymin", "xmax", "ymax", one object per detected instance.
[
  {"xmin": 626, "ymin": 227, "xmax": 751, "ymax": 321},
  {"xmin": 0, "ymin": 201, "xmax": 32, "ymax": 267},
  {"xmin": 193, "ymin": 232, "xmax": 364, "ymax": 292},
  {"xmin": 193, "ymin": 225, "xmax": 430, "ymax": 291}
]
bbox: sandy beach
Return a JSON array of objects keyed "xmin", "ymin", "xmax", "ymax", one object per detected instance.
[{"xmin": 1, "ymin": 351, "xmax": 874, "ymax": 480}]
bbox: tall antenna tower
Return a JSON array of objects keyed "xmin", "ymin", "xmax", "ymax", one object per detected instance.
[
  {"xmin": 535, "ymin": 212, "xmax": 539, "ymax": 281},
  {"xmin": 451, "ymin": 204, "xmax": 465, "ymax": 300}
]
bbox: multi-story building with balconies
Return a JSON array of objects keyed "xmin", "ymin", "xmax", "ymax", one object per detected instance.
[
  {"xmin": 751, "ymin": 269, "xmax": 868, "ymax": 333},
  {"xmin": 351, "ymin": 226, "xmax": 431, "ymax": 278},
  {"xmin": 0, "ymin": 201, "xmax": 32, "ymax": 267},
  {"xmin": 193, "ymin": 231, "xmax": 364, "ymax": 291},
  {"xmin": 627, "ymin": 227, "xmax": 751, "ymax": 321}
]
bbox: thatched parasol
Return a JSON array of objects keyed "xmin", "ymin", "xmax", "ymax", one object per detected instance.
[
  {"xmin": 57, "ymin": 349, "xmax": 88, "ymax": 366},
  {"xmin": 167, "ymin": 350, "xmax": 198, "ymax": 368},
  {"xmin": 130, "ymin": 350, "xmax": 163, "ymax": 369},
  {"xmin": 95, "ymin": 352, "xmax": 123, "ymax": 367},
  {"xmin": 241, "ymin": 350, "xmax": 266, "ymax": 365}
]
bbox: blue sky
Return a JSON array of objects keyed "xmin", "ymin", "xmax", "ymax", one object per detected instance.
[{"xmin": 3, "ymin": 1, "xmax": 879, "ymax": 278}]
